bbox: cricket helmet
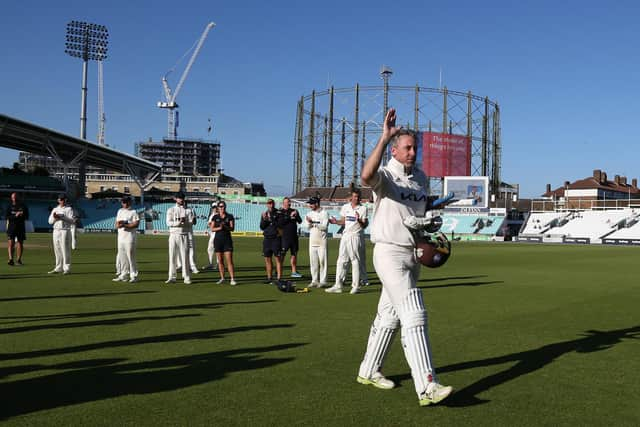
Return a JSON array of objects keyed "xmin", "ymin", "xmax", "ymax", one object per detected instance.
[{"xmin": 416, "ymin": 232, "xmax": 451, "ymax": 268}]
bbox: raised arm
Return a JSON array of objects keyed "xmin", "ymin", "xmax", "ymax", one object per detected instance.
[{"xmin": 361, "ymin": 108, "xmax": 400, "ymax": 186}]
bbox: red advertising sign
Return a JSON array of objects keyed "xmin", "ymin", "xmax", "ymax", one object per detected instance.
[{"xmin": 421, "ymin": 132, "xmax": 471, "ymax": 177}]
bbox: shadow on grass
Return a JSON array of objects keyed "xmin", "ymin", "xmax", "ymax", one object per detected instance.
[
  {"xmin": 0, "ymin": 324, "xmax": 295, "ymax": 362},
  {"xmin": 389, "ymin": 325, "xmax": 639, "ymax": 407},
  {"xmin": 417, "ymin": 280, "xmax": 503, "ymax": 290},
  {"xmin": 0, "ymin": 299, "xmax": 276, "ymax": 325},
  {"xmin": 420, "ymin": 275, "xmax": 488, "ymax": 283},
  {"xmin": 0, "ymin": 313, "xmax": 201, "ymax": 334},
  {"xmin": 0, "ymin": 290, "xmax": 156, "ymax": 303},
  {"xmin": 0, "ymin": 340, "xmax": 305, "ymax": 420}
]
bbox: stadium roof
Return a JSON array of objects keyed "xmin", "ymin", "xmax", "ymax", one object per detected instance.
[{"xmin": 0, "ymin": 113, "xmax": 161, "ymax": 179}]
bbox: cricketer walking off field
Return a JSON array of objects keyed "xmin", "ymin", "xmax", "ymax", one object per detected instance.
[{"xmin": 357, "ymin": 108, "xmax": 453, "ymax": 406}]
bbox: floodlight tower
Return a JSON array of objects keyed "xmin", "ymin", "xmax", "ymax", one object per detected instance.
[
  {"xmin": 97, "ymin": 60, "xmax": 106, "ymax": 145},
  {"xmin": 65, "ymin": 21, "xmax": 109, "ymax": 140}
]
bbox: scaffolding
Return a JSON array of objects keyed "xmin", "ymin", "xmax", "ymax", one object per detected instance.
[{"xmin": 293, "ymin": 85, "xmax": 501, "ymax": 197}]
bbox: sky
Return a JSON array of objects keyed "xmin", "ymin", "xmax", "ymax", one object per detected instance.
[{"xmin": 1, "ymin": 0, "xmax": 640, "ymax": 197}]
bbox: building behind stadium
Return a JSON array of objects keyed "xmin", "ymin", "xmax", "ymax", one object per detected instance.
[{"xmin": 17, "ymin": 137, "xmax": 265, "ymax": 199}]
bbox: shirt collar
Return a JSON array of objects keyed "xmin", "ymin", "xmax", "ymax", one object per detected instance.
[{"xmin": 388, "ymin": 157, "xmax": 415, "ymax": 177}]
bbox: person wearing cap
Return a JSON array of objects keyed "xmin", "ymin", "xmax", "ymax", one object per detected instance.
[
  {"xmin": 47, "ymin": 194, "xmax": 75, "ymax": 274},
  {"xmin": 178, "ymin": 200, "xmax": 199, "ymax": 274},
  {"xmin": 211, "ymin": 200, "xmax": 236, "ymax": 285},
  {"xmin": 202, "ymin": 203, "xmax": 219, "ymax": 270},
  {"xmin": 260, "ymin": 198, "xmax": 283, "ymax": 284},
  {"xmin": 304, "ymin": 197, "xmax": 329, "ymax": 288},
  {"xmin": 165, "ymin": 192, "xmax": 193, "ymax": 284},
  {"xmin": 6, "ymin": 192, "xmax": 29, "ymax": 266},
  {"xmin": 325, "ymin": 188, "xmax": 368, "ymax": 294},
  {"xmin": 279, "ymin": 197, "xmax": 303, "ymax": 278},
  {"xmin": 113, "ymin": 196, "xmax": 140, "ymax": 283}
]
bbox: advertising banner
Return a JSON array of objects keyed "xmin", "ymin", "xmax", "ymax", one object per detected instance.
[
  {"xmin": 444, "ymin": 176, "xmax": 490, "ymax": 211},
  {"xmin": 421, "ymin": 132, "xmax": 471, "ymax": 177}
]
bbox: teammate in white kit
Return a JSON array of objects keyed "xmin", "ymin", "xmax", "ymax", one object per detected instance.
[
  {"xmin": 202, "ymin": 204, "xmax": 218, "ymax": 270},
  {"xmin": 325, "ymin": 189, "xmax": 368, "ymax": 294},
  {"xmin": 113, "ymin": 196, "xmax": 140, "ymax": 283},
  {"xmin": 183, "ymin": 201, "xmax": 199, "ymax": 274},
  {"xmin": 47, "ymin": 194, "xmax": 75, "ymax": 274},
  {"xmin": 304, "ymin": 197, "xmax": 329, "ymax": 288},
  {"xmin": 356, "ymin": 108, "xmax": 453, "ymax": 406},
  {"xmin": 165, "ymin": 192, "xmax": 193, "ymax": 285}
]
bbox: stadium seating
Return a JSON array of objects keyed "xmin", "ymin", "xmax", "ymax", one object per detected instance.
[
  {"xmin": 438, "ymin": 214, "xmax": 505, "ymax": 240},
  {"xmin": 22, "ymin": 198, "xmax": 640, "ymax": 244},
  {"xmin": 521, "ymin": 209, "xmax": 640, "ymax": 243}
]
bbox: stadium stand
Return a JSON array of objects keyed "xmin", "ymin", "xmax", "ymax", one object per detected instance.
[
  {"xmin": 520, "ymin": 208, "xmax": 640, "ymax": 243},
  {"xmin": 440, "ymin": 214, "xmax": 505, "ymax": 240},
  {"xmin": 19, "ymin": 197, "xmax": 640, "ymax": 245}
]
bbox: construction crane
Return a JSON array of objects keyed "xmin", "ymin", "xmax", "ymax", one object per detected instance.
[
  {"xmin": 158, "ymin": 21, "xmax": 215, "ymax": 139},
  {"xmin": 97, "ymin": 60, "xmax": 106, "ymax": 145}
]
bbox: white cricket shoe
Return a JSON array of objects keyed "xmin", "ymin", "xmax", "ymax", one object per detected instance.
[
  {"xmin": 48, "ymin": 269, "xmax": 61, "ymax": 274},
  {"xmin": 357, "ymin": 372, "xmax": 395, "ymax": 390},
  {"xmin": 350, "ymin": 285, "xmax": 361, "ymax": 294},
  {"xmin": 419, "ymin": 382, "xmax": 453, "ymax": 406},
  {"xmin": 129, "ymin": 277, "xmax": 138, "ymax": 283},
  {"xmin": 62, "ymin": 271, "xmax": 70, "ymax": 275},
  {"xmin": 230, "ymin": 279, "xmax": 237, "ymax": 286},
  {"xmin": 216, "ymin": 278, "xmax": 225, "ymax": 285},
  {"xmin": 325, "ymin": 285, "xmax": 343, "ymax": 294},
  {"xmin": 191, "ymin": 268, "xmax": 200, "ymax": 274},
  {"xmin": 112, "ymin": 276, "xmax": 126, "ymax": 282},
  {"xmin": 308, "ymin": 282, "xmax": 319, "ymax": 288},
  {"xmin": 184, "ymin": 279, "xmax": 192, "ymax": 285},
  {"xmin": 165, "ymin": 278, "xmax": 176, "ymax": 284}
]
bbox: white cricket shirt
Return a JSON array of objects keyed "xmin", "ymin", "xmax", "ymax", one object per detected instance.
[{"xmin": 370, "ymin": 157, "xmax": 428, "ymax": 248}]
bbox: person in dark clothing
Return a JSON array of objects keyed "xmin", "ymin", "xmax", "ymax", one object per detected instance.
[
  {"xmin": 6, "ymin": 192, "xmax": 29, "ymax": 266},
  {"xmin": 260, "ymin": 199, "xmax": 283, "ymax": 284},
  {"xmin": 280, "ymin": 197, "xmax": 303, "ymax": 278},
  {"xmin": 211, "ymin": 201, "xmax": 236, "ymax": 285}
]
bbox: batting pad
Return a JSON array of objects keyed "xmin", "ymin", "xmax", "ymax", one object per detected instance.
[
  {"xmin": 398, "ymin": 288, "xmax": 437, "ymax": 396},
  {"xmin": 358, "ymin": 309, "xmax": 399, "ymax": 379}
]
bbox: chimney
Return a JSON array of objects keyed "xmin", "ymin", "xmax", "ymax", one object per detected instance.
[
  {"xmin": 564, "ymin": 181, "xmax": 570, "ymax": 188},
  {"xmin": 614, "ymin": 175, "xmax": 620, "ymax": 185},
  {"xmin": 593, "ymin": 169, "xmax": 602, "ymax": 181},
  {"xmin": 546, "ymin": 184, "xmax": 551, "ymax": 194},
  {"xmin": 602, "ymin": 172, "xmax": 608, "ymax": 184},
  {"xmin": 621, "ymin": 176, "xmax": 627, "ymax": 186},
  {"xmin": 633, "ymin": 178, "xmax": 638, "ymax": 189}
]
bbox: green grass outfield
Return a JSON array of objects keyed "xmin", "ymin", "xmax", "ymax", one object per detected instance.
[{"xmin": 1, "ymin": 234, "xmax": 638, "ymax": 426}]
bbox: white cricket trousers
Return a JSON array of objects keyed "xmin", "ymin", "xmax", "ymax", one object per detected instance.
[
  {"xmin": 335, "ymin": 233, "xmax": 362, "ymax": 288},
  {"xmin": 168, "ymin": 233, "xmax": 190, "ymax": 281},
  {"xmin": 187, "ymin": 232, "xmax": 197, "ymax": 270},
  {"xmin": 309, "ymin": 243, "xmax": 328, "ymax": 285},
  {"xmin": 117, "ymin": 233, "xmax": 138, "ymax": 279},
  {"xmin": 358, "ymin": 242, "xmax": 438, "ymax": 398},
  {"xmin": 52, "ymin": 229, "xmax": 71, "ymax": 273},
  {"xmin": 207, "ymin": 232, "xmax": 216, "ymax": 264}
]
